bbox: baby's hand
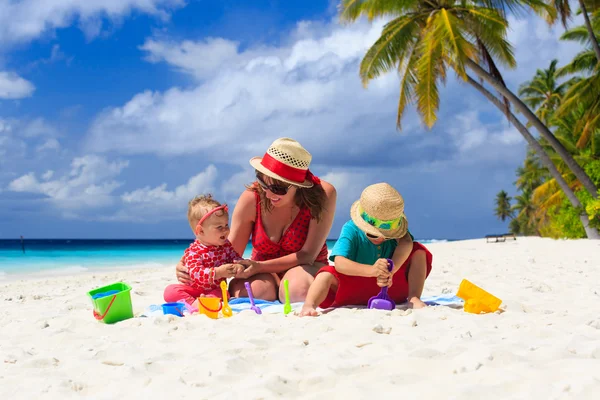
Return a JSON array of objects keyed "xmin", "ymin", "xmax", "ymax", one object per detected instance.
[{"xmin": 215, "ymin": 264, "xmax": 238, "ymax": 279}]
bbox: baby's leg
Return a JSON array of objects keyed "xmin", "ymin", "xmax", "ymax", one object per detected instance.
[
  {"xmin": 164, "ymin": 284, "xmax": 203, "ymax": 305},
  {"xmin": 299, "ymin": 272, "xmax": 338, "ymax": 317}
]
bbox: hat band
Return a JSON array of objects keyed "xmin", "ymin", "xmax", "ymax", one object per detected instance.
[
  {"xmin": 260, "ymin": 153, "xmax": 307, "ymax": 183},
  {"xmin": 359, "ymin": 205, "xmax": 403, "ymax": 230}
]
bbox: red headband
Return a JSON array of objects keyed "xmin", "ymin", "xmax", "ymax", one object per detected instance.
[
  {"xmin": 195, "ymin": 205, "xmax": 228, "ymax": 234},
  {"xmin": 260, "ymin": 153, "xmax": 321, "ymax": 185}
]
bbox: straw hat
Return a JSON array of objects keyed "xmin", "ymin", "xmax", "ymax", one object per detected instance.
[
  {"xmin": 350, "ymin": 183, "xmax": 408, "ymax": 239},
  {"xmin": 249, "ymin": 138, "xmax": 318, "ymax": 188}
]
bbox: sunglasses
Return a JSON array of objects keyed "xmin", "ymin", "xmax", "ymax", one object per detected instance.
[
  {"xmin": 256, "ymin": 174, "xmax": 292, "ymax": 196},
  {"xmin": 366, "ymin": 233, "xmax": 383, "ymax": 239}
]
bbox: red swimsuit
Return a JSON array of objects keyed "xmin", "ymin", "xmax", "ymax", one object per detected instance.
[{"xmin": 251, "ymin": 192, "xmax": 329, "ymax": 269}]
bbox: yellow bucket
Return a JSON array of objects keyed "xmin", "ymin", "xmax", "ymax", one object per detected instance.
[
  {"xmin": 456, "ymin": 279, "xmax": 502, "ymax": 314},
  {"xmin": 198, "ymin": 297, "xmax": 222, "ymax": 319}
]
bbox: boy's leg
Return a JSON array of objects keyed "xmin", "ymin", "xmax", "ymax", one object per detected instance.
[
  {"xmin": 406, "ymin": 250, "xmax": 428, "ymax": 309},
  {"xmin": 299, "ymin": 272, "xmax": 338, "ymax": 317}
]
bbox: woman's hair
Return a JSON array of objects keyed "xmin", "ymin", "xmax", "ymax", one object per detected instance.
[{"xmin": 247, "ymin": 172, "xmax": 327, "ymax": 222}]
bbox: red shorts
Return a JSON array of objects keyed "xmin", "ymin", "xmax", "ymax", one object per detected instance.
[{"xmin": 318, "ymin": 242, "xmax": 433, "ymax": 308}]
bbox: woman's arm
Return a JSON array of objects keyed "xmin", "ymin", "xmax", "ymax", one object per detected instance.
[{"xmin": 248, "ymin": 181, "xmax": 337, "ymax": 274}]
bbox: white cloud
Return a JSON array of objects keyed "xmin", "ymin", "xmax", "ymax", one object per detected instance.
[
  {"xmin": 86, "ymin": 18, "xmax": 404, "ymax": 160},
  {"xmin": 0, "ymin": 71, "xmax": 35, "ymax": 99},
  {"xmin": 8, "ymin": 155, "xmax": 129, "ymax": 212},
  {"xmin": 0, "ymin": 0, "xmax": 186, "ymax": 46},
  {"xmin": 42, "ymin": 170, "xmax": 54, "ymax": 180},
  {"xmin": 122, "ymin": 164, "xmax": 217, "ymax": 204},
  {"xmin": 36, "ymin": 138, "xmax": 61, "ymax": 152}
]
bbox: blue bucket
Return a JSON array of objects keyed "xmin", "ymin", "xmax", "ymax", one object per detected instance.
[{"xmin": 162, "ymin": 302, "xmax": 185, "ymax": 317}]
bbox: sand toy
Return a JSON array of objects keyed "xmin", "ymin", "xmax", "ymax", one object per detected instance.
[
  {"xmin": 368, "ymin": 259, "xmax": 396, "ymax": 310},
  {"xmin": 283, "ymin": 279, "xmax": 292, "ymax": 315},
  {"xmin": 245, "ymin": 282, "xmax": 262, "ymax": 314},
  {"xmin": 198, "ymin": 296, "xmax": 222, "ymax": 319},
  {"xmin": 87, "ymin": 282, "xmax": 134, "ymax": 324},
  {"xmin": 456, "ymin": 279, "xmax": 502, "ymax": 314},
  {"xmin": 162, "ymin": 302, "xmax": 185, "ymax": 317},
  {"xmin": 220, "ymin": 281, "xmax": 232, "ymax": 318}
]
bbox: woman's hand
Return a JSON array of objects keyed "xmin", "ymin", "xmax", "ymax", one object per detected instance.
[
  {"xmin": 176, "ymin": 260, "xmax": 192, "ymax": 285},
  {"xmin": 234, "ymin": 259, "xmax": 261, "ymax": 280}
]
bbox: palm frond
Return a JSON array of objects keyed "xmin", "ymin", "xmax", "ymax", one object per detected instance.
[{"xmin": 359, "ymin": 16, "xmax": 419, "ymax": 86}]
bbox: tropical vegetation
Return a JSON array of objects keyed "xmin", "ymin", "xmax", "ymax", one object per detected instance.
[{"xmin": 338, "ymin": 0, "xmax": 600, "ymax": 239}]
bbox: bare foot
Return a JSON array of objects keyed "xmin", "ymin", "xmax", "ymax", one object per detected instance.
[
  {"xmin": 299, "ymin": 304, "xmax": 320, "ymax": 317},
  {"xmin": 408, "ymin": 297, "xmax": 427, "ymax": 309}
]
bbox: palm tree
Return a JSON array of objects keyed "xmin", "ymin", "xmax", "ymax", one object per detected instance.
[
  {"xmin": 518, "ymin": 60, "xmax": 573, "ymax": 125},
  {"xmin": 556, "ymin": 15, "xmax": 600, "ymax": 138},
  {"xmin": 579, "ymin": 0, "xmax": 600, "ymax": 61},
  {"xmin": 495, "ymin": 190, "xmax": 514, "ymax": 221},
  {"xmin": 469, "ymin": 75, "xmax": 599, "ymax": 238},
  {"xmin": 544, "ymin": 0, "xmax": 600, "ymax": 61},
  {"xmin": 339, "ymin": 0, "xmax": 599, "ymax": 199},
  {"xmin": 513, "ymin": 188, "xmax": 540, "ymax": 235}
]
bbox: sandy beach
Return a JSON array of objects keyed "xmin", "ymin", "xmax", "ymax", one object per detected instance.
[{"xmin": 1, "ymin": 237, "xmax": 600, "ymax": 399}]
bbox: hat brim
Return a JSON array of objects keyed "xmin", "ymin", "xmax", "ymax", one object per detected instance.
[
  {"xmin": 350, "ymin": 200, "xmax": 408, "ymax": 239},
  {"xmin": 249, "ymin": 157, "xmax": 314, "ymax": 188}
]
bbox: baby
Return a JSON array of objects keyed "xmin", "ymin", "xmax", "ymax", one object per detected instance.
[
  {"xmin": 300, "ymin": 183, "xmax": 433, "ymax": 316},
  {"xmin": 163, "ymin": 194, "xmax": 245, "ymax": 305}
]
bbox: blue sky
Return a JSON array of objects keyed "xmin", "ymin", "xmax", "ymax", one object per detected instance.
[{"xmin": 0, "ymin": 0, "xmax": 585, "ymax": 240}]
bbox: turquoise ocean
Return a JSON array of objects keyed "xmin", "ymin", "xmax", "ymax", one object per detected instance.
[{"xmin": 0, "ymin": 238, "xmax": 446, "ymax": 280}]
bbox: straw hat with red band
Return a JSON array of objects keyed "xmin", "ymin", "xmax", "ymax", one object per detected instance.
[{"xmin": 249, "ymin": 138, "xmax": 321, "ymax": 188}]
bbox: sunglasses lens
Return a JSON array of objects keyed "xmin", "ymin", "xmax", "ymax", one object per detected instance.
[
  {"xmin": 366, "ymin": 233, "xmax": 379, "ymax": 239},
  {"xmin": 256, "ymin": 175, "xmax": 288, "ymax": 195}
]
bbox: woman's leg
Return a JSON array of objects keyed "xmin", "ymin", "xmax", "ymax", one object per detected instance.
[
  {"xmin": 229, "ymin": 273, "xmax": 278, "ymax": 301},
  {"xmin": 278, "ymin": 263, "xmax": 323, "ymax": 303}
]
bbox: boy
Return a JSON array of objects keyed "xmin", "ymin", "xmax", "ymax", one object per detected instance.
[{"xmin": 300, "ymin": 183, "xmax": 433, "ymax": 316}]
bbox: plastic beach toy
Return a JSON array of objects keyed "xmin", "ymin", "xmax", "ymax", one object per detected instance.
[
  {"xmin": 220, "ymin": 281, "xmax": 232, "ymax": 318},
  {"xmin": 283, "ymin": 279, "xmax": 292, "ymax": 315},
  {"xmin": 198, "ymin": 296, "xmax": 222, "ymax": 319},
  {"xmin": 87, "ymin": 282, "xmax": 134, "ymax": 324},
  {"xmin": 456, "ymin": 279, "xmax": 502, "ymax": 314},
  {"xmin": 367, "ymin": 259, "xmax": 396, "ymax": 310},
  {"xmin": 244, "ymin": 282, "xmax": 262, "ymax": 315},
  {"xmin": 162, "ymin": 302, "xmax": 185, "ymax": 317}
]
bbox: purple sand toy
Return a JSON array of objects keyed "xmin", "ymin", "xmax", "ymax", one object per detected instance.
[
  {"xmin": 367, "ymin": 258, "xmax": 396, "ymax": 310},
  {"xmin": 244, "ymin": 282, "xmax": 262, "ymax": 315}
]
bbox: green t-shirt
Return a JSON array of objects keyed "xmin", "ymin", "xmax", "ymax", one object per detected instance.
[{"xmin": 329, "ymin": 220, "xmax": 413, "ymax": 265}]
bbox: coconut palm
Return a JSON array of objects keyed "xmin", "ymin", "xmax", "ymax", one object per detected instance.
[
  {"xmin": 518, "ymin": 60, "xmax": 574, "ymax": 125},
  {"xmin": 512, "ymin": 188, "xmax": 540, "ymax": 235},
  {"xmin": 495, "ymin": 190, "xmax": 514, "ymax": 221},
  {"xmin": 557, "ymin": 15, "xmax": 600, "ymax": 139},
  {"xmin": 546, "ymin": 0, "xmax": 600, "ymax": 61},
  {"xmin": 340, "ymin": 0, "xmax": 599, "ymax": 199},
  {"xmin": 470, "ymin": 75, "xmax": 599, "ymax": 237}
]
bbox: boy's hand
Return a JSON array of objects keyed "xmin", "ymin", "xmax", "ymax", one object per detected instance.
[
  {"xmin": 376, "ymin": 274, "xmax": 393, "ymax": 288},
  {"xmin": 370, "ymin": 258, "xmax": 391, "ymax": 279}
]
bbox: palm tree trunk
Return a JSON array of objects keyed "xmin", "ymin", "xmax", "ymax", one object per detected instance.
[
  {"xmin": 579, "ymin": 0, "xmax": 600, "ymax": 62},
  {"xmin": 467, "ymin": 75, "xmax": 600, "ymax": 239},
  {"xmin": 465, "ymin": 58, "xmax": 599, "ymax": 199}
]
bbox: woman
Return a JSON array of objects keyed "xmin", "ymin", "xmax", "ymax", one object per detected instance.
[{"xmin": 175, "ymin": 137, "xmax": 336, "ymax": 302}]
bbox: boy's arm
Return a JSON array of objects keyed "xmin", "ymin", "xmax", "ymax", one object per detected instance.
[
  {"xmin": 334, "ymin": 256, "xmax": 386, "ymax": 278},
  {"xmin": 390, "ymin": 232, "xmax": 413, "ymax": 275}
]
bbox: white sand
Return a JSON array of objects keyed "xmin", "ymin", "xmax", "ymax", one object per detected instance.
[{"xmin": 1, "ymin": 237, "xmax": 600, "ymax": 399}]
